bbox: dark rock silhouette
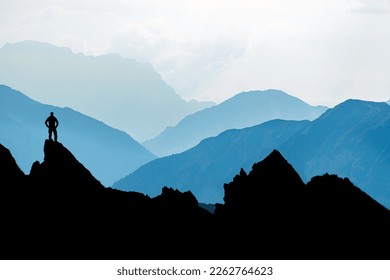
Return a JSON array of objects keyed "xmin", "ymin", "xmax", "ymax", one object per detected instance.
[
  {"xmin": 215, "ymin": 150, "xmax": 390, "ymax": 259},
  {"xmin": 30, "ymin": 140, "xmax": 105, "ymax": 191},
  {"xmin": 0, "ymin": 140, "xmax": 213, "ymax": 259},
  {"xmin": 0, "ymin": 141, "xmax": 389, "ymax": 260},
  {"xmin": 0, "ymin": 143, "xmax": 25, "ymax": 182}
]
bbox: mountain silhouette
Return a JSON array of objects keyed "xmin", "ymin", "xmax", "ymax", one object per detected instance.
[
  {"xmin": 0, "ymin": 41, "xmax": 214, "ymax": 141},
  {"xmin": 0, "ymin": 85, "xmax": 157, "ymax": 186},
  {"xmin": 116, "ymin": 99, "xmax": 390, "ymax": 208},
  {"xmin": 30, "ymin": 140, "xmax": 105, "ymax": 191},
  {"xmin": 0, "ymin": 140, "xmax": 213, "ymax": 259},
  {"xmin": 215, "ymin": 150, "xmax": 390, "ymax": 259},
  {"xmin": 0, "ymin": 141, "xmax": 389, "ymax": 259},
  {"xmin": 143, "ymin": 89, "xmax": 327, "ymax": 156}
]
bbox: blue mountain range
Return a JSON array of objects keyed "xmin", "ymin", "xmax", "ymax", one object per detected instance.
[
  {"xmin": 143, "ymin": 89, "xmax": 327, "ymax": 156},
  {"xmin": 114, "ymin": 99, "xmax": 390, "ymax": 208},
  {"xmin": 0, "ymin": 85, "xmax": 156, "ymax": 186}
]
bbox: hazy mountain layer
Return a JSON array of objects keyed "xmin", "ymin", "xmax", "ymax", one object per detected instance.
[
  {"xmin": 0, "ymin": 41, "xmax": 214, "ymax": 141},
  {"xmin": 143, "ymin": 89, "xmax": 327, "ymax": 156},
  {"xmin": 115, "ymin": 119, "xmax": 309, "ymax": 203},
  {"xmin": 0, "ymin": 85, "xmax": 155, "ymax": 186},
  {"xmin": 115, "ymin": 99, "xmax": 390, "ymax": 208}
]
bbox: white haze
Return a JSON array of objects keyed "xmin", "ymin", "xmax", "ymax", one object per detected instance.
[{"xmin": 1, "ymin": 0, "xmax": 390, "ymax": 107}]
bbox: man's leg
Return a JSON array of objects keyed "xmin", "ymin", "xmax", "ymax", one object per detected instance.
[
  {"xmin": 48, "ymin": 129, "xmax": 52, "ymax": 140},
  {"xmin": 54, "ymin": 129, "xmax": 57, "ymax": 142}
]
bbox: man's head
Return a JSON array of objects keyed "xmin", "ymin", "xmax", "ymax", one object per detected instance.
[{"xmin": 50, "ymin": 112, "xmax": 54, "ymax": 116}]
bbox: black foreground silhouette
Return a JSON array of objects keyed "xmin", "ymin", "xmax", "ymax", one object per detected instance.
[{"xmin": 0, "ymin": 140, "xmax": 390, "ymax": 260}]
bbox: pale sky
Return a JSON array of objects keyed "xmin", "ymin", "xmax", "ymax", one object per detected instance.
[{"xmin": 1, "ymin": 0, "xmax": 390, "ymax": 107}]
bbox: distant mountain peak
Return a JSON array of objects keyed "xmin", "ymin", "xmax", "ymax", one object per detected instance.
[
  {"xmin": 229, "ymin": 89, "xmax": 325, "ymax": 107},
  {"xmin": 316, "ymin": 98, "xmax": 390, "ymax": 125},
  {"xmin": 243, "ymin": 88, "xmax": 292, "ymax": 96},
  {"xmin": 225, "ymin": 89, "xmax": 300, "ymax": 103},
  {"xmin": 3, "ymin": 40, "xmax": 73, "ymax": 55},
  {"xmin": 336, "ymin": 98, "xmax": 390, "ymax": 108},
  {"xmin": 143, "ymin": 89, "xmax": 328, "ymax": 156}
]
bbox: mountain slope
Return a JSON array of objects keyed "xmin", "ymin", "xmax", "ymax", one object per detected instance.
[
  {"xmin": 143, "ymin": 89, "xmax": 327, "ymax": 156},
  {"xmin": 0, "ymin": 41, "xmax": 214, "ymax": 141},
  {"xmin": 114, "ymin": 119, "xmax": 309, "ymax": 203},
  {"xmin": 115, "ymin": 99, "xmax": 390, "ymax": 208},
  {"xmin": 0, "ymin": 85, "xmax": 156, "ymax": 186}
]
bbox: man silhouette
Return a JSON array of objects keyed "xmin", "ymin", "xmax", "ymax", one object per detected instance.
[{"xmin": 45, "ymin": 112, "xmax": 59, "ymax": 142}]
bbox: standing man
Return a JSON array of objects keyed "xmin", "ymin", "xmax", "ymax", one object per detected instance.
[{"xmin": 45, "ymin": 112, "xmax": 59, "ymax": 142}]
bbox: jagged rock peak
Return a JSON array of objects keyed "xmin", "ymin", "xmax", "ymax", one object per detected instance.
[
  {"xmin": 249, "ymin": 149, "xmax": 305, "ymax": 189},
  {"xmin": 222, "ymin": 149, "xmax": 306, "ymax": 209},
  {"xmin": 44, "ymin": 139, "xmax": 77, "ymax": 163},
  {"xmin": 32, "ymin": 140, "xmax": 104, "ymax": 190},
  {"xmin": 153, "ymin": 186, "xmax": 199, "ymax": 208},
  {"xmin": 251, "ymin": 149, "xmax": 292, "ymax": 171}
]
